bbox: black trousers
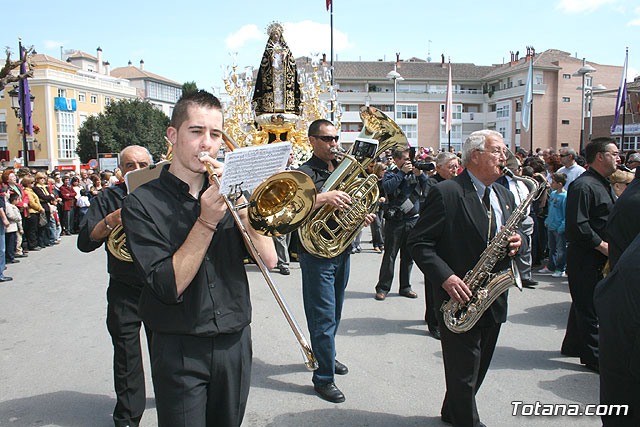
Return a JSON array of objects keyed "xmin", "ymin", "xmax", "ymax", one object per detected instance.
[
  {"xmin": 564, "ymin": 245, "xmax": 605, "ymax": 366},
  {"xmin": 5, "ymin": 231, "xmax": 16, "ymax": 262},
  {"xmin": 376, "ymin": 217, "xmax": 417, "ymax": 294},
  {"xmin": 423, "ymin": 276, "xmax": 439, "ymax": 331},
  {"xmin": 439, "ymin": 319, "xmax": 501, "ymax": 427},
  {"xmin": 151, "ymin": 327, "xmax": 252, "ymax": 427},
  {"xmin": 24, "ymin": 213, "xmax": 38, "ymax": 250},
  {"xmin": 106, "ymin": 279, "xmax": 151, "ymax": 427}
]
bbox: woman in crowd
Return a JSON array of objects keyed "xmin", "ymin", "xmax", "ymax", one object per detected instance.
[
  {"xmin": 33, "ymin": 172, "xmax": 56, "ymax": 247},
  {"xmin": 70, "ymin": 176, "xmax": 82, "ymax": 233},
  {"xmin": 88, "ymin": 174, "xmax": 102, "ymax": 198},
  {"xmin": 3, "ymin": 169, "xmax": 29, "ymax": 257},
  {"xmin": 58, "ymin": 176, "xmax": 75, "ymax": 236},
  {"xmin": 609, "ymin": 169, "xmax": 635, "ymax": 198},
  {"xmin": 21, "ymin": 176, "xmax": 43, "ymax": 251}
]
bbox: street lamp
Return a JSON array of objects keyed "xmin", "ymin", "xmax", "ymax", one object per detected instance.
[
  {"xmin": 572, "ymin": 59, "xmax": 596, "ymax": 153},
  {"xmin": 92, "ymin": 132, "xmax": 100, "ymax": 169},
  {"xmin": 578, "ymin": 84, "xmax": 607, "ymax": 142},
  {"xmin": 8, "ymin": 86, "xmax": 36, "ymax": 168},
  {"xmin": 386, "ymin": 65, "xmax": 404, "ymax": 121}
]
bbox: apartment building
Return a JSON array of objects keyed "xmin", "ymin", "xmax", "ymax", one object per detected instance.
[
  {"xmin": 111, "ymin": 60, "xmax": 182, "ymax": 117},
  {"xmin": 332, "ymin": 49, "xmax": 623, "ymax": 153},
  {"xmin": 0, "ymin": 51, "xmax": 136, "ymax": 171}
]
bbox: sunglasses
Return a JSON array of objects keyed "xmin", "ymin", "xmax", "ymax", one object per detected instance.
[
  {"xmin": 560, "ymin": 154, "xmax": 571, "ymax": 157},
  {"xmin": 312, "ymin": 135, "xmax": 339, "ymax": 143}
]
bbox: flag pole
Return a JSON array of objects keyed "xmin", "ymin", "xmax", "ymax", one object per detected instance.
[
  {"xmin": 530, "ymin": 99, "xmax": 534, "ymax": 155},
  {"xmin": 18, "ymin": 38, "xmax": 30, "ymax": 168},
  {"xmin": 330, "ymin": 0, "xmax": 334, "ymax": 122},
  {"xmin": 621, "ymin": 91, "xmax": 626, "ymax": 155}
]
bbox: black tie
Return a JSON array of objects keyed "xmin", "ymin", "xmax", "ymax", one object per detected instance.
[{"xmin": 483, "ymin": 186, "xmax": 497, "ymax": 239}]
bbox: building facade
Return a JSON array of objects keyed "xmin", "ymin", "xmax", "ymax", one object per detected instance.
[{"xmin": 332, "ymin": 49, "xmax": 623, "ymax": 154}]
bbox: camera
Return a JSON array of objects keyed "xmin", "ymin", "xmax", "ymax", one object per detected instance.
[
  {"xmin": 352, "ymin": 138, "xmax": 379, "ymax": 160},
  {"xmin": 408, "ymin": 147, "xmax": 435, "ymax": 172}
]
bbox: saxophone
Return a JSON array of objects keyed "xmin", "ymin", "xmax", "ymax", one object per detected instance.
[
  {"xmin": 298, "ymin": 106, "xmax": 408, "ymax": 258},
  {"xmin": 441, "ymin": 158, "xmax": 547, "ymax": 333}
]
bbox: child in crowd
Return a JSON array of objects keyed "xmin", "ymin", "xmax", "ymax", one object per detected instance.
[
  {"xmin": 5, "ymin": 193, "xmax": 23, "ymax": 264},
  {"xmin": 541, "ymin": 172, "xmax": 568, "ymax": 278},
  {"xmin": 76, "ymin": 189, "xmax": 91, "ymax": 227}
]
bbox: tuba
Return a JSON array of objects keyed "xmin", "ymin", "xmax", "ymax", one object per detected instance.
[
  {"xmin": 298, "ymin": 106, "xmax": 408, "ymax": 258},
  {"xmin": 440, "ymin": 150, "xmax": 547, "ymax": 333}
]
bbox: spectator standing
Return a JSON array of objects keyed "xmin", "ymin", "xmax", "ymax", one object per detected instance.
[
  {"xmin": 21, "ymin": 176, "xmax": 43, "ymax": 251},
  {"xmin": 59, "ymin": 176, "xmax": 75, "ymax": 235},
  {"xmin": 5, "ymin": 193, "xmax": 22, "ymax": 264},
  {"xmin": 543, "ymin": 172, "xmax": 568, "ymax": 277},
  {"xmin": 4, "ymin": 170, "xmax": 29, "ymax": 257},
  {"xmin": 0, "ymin": 184, "xmax": 11, "ymax": 281},
  {"xmin": 33, "ymin": 172, "xmax": 56, "ymax": 247},
  {"xmin": 557, "ymin": 148, "xmax": 586, "ymax": 189}
]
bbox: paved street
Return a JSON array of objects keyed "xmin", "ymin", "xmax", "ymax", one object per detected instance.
[{"xmin": 0, "ymin": 230, "xmax": 601, "ymax": 426}]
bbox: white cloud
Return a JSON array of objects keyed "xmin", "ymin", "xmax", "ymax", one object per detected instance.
[
  {"xmin": 557, "ymin": 0, "xmax": 617, "ymax": 13},
  {"xmin": 282, "ymin": 21, "xmax": 352, "ymax": 57},
  {"xmin": 629, "ymin": 18, "xmax": 640, "ymax": 25},
  {"xmin": 43, "ymin": 40, "xmax": 68, "ymax": 49},
  {"xmin": 225, "ymin": 25, "xmax": 262, "ymax": 50}
]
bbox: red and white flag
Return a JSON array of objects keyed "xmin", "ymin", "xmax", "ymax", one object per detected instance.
[
  {"xmin": 326, "ymin": 0, "xmax": 331, "ymax": 10},
  {"xmin": 444, "ymin": 63, "xmax": 453, "ymax": 134}
]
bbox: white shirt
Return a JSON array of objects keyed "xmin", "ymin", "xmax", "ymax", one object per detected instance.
[{"xmin": 557, "ymin": 163, "xmax": 586, "ymax": 189}]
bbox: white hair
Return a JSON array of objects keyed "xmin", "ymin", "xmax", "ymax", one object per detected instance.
[
  {"xmin": 118, "ymin": 145, "xmax": 154, "ymax": 167},
  {"xmin": 461, "ymin": 130, "xmax": 503, "ymax": 167},
  {"xmin": 435, "ymin": 151, "xmax": 458, "ymax": 166}
]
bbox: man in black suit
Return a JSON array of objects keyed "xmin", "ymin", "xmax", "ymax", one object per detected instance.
[{"xmin": 408, "ymin": 130, "xmax": 522, "ymax": 427}]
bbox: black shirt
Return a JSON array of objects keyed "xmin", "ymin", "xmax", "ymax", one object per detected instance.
[
  {"xmin": 77, "ymin": 182, "xmax": 144, "ymax": 286},
  {"xmin": 122, "ymin": 165, "xmax": 250, "ymax": 336},
  {"xmin": 565, "ymin": 167, "xmax": 616, "ymax": 250},
  {"xmin": 296, "ymin": 154, "xmax": 340, "ymax": 256},
  {"xmin": 606, "ymin": 175, "xmax": 640, "ymax": 269}
]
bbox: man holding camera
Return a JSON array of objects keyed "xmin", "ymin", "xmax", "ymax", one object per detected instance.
[{"xmin": 375, "ymin": 148, "xmax": 428, "ymax": 301}]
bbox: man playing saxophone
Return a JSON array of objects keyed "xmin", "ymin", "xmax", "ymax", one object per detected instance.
[
  {"xmin": 77, "ymin": 145, "xmax": 153, "ymax": 427},
  {"xmin": 408, "ymin": 130, "xmax": 522, "ymax": 427}
]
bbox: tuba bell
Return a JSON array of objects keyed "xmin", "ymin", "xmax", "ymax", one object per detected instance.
[{"xmin": 298, "ymin": 106, "xmax": 408, "ymax": 258}]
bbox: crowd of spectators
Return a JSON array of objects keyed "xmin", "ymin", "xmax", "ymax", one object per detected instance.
[{"xmin": 0, "ymin": 166, "xmax": 122, "ymax": 281}]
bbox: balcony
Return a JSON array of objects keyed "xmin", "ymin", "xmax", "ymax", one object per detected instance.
[{"xmin": 0, "ymin": 151, "xmax": 9, "ymax": 162}]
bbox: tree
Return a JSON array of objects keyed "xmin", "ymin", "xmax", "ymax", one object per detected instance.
[
  {"xmin": 77, "ymin": 99, "xmax": 170, "ymax": 163},
  {"xmin": 0, "ymin": 47, "xmax": 33, "ymax": 92},
  {"xmin": 182, "ymin": 81, "xmax": 198, "ymax": 95}
]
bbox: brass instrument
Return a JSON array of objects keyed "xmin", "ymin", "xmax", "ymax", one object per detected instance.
[
  {"xmin": 199, "ymin": 132, "xmax": 319, "ymax": 370},
  {"xmin": 298, "ymin": 106, "xmax": 408, "ymax": 258},
  {"xmin": 441, "ymin": 151, "xmax": 546, "ymax": 333}
]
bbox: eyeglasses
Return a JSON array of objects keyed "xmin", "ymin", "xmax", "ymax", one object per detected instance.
[
  {"xmin": 312, "ymin": 135, "xmax": 339, "ymax": 143},
  {"xmin": 604, "ymin": 150, "xmax": 620, "ymax": 157},
  {"xmin": 480, "ymin": 148, "xmax": 507, "ymax": 156},
  {"xmin": 560, "ymin": 154, "xmax": 571, "ymax": 157}
]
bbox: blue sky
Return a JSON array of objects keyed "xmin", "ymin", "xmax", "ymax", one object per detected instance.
[{"xmin": 3, "ymin": 0, "xmax": 638, "ymax": 92}]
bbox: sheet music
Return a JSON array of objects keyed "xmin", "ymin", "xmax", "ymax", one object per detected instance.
[
  {"xmin": 219, "ymin": 141, "xmax": 292, "ymax": 195},
  {"xmin": 125, "ymin": 160, "xmax": 170, "ymax": 193}
]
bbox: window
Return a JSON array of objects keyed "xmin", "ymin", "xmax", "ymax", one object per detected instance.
[
  {"xmin": 518, "ymin": 79, "xmax": 523, "ymax": 86},
  {"xmin": 536, "ymin": 75, "xmax": 543, "ymax": 84},
  {"xmin": 515, "ymin": 101, "xmax": 522, "ymax": 112},
  {"xmin": 104, "ymin": 96, "xmax": 111, "ymax": 106},
  {"xmin": 90, "ymin": 94, "xmax": 97, "ymax": 104},
  {"xmin": 147, "ymin": 81, "xmax": 181, "ymax": 103},
  {"xmin": 563, "ymin": 74, "xmax": 571, "ymax": 79},
  {"xmin": 440, "ymin": 104, "xmax": 462, "ymax": 120},
  {"xmin": 400, "ymin": 124, "xmax": 417, "ymax": 139},
  {"xmin": 371, "ymin": 104, "xmax": 393, "ymax": 112},
  {"xmin": 56, "ymin": 111, "xmax": 76, "ymax": 159},
  {"xmin": 396, "ymin": 104, "xmax": 417, "ymax": 120},
  {"xmin": 341, "ymin": 123, "xmax": 363, "ymax": 132},
  {"xmin": 515, "ymin": 128, "xmax": 521, "ymax": 135},
  {"xmin": 439, "ymin": 124, "xmax": 463, "ymax": 151},
  {"xmin": 562, "ymin": 97, "xmax": 570, "ymax": 102},
  {"xmin": 0, "ymin": 112, "xmax": 6, "ymax": 134},
  {"xmin": 586, "ymin": 76, "xmax": 593, "ymax": 87},
  {"xmin": 562, "ymin": 120, "xmax": 570, "ymax": 125},
  {"xmin": 78, "ymin": 92, "xmax": 86, "ymax": 102},
  {"xmin": 499, "ymin": 127, "xmax": 506, "ymax": 138},
  {"xmin": 621, "ymin": 136, "xmax": 639, "ymax": 151},
  {"xmin": 496, "ymin": 104, "xmax": 510, "ymax": 118},
  {"xmin": 87, "ymin": 64, "xmax": 95, "ymax": 72},
  {"xmin": 58, "ymin": 88, "xmax": 66, "ymax": 98}
]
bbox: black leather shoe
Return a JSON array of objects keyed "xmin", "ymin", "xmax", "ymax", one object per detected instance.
[
  {"xmin": 522, "ymin": 278, "xmax": 539, "ymax": 288},
  {"xmin": 334, "ymin": 360, "xmax": 348, "ymax": 375},
  {"xmin": 314, "ymin": 382, "xmax": 345, "ymax": 403},
  {"xmin": 400, "ymin": 290, "xmax": 418, "ymax": 298},
  {"xmin": 428, "ymin": 327, "xmax": 441, "ymax": 340},
  {"xmin": 278, "ymin": 266, "xmax": 290, "ymax": 275},
  {"xmin": 0, "ymin": 276, "xmax": 13, "ymax": 282}
]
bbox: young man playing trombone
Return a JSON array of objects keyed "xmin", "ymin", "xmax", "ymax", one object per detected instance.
[{"xmin": 122, "ymin": 90, "xmax": 276, "ymax": 427}]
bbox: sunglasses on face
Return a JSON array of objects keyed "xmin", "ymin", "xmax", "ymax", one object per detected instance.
[{"xmin": 312, "ymin": 135, "xmax": 339, "ymax": 143}]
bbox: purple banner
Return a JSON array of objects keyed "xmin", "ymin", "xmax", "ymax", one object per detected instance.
[{"xmin": 20, "ymin": 46, "xmax": 33, "ymax": 135}]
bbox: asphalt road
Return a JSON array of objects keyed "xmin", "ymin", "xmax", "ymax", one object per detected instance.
[{"xmin": 0, "ymin": 230, "xmax": 601, "ymax": 426}]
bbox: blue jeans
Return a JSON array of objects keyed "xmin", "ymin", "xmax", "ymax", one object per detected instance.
[
  {"xmin": 300, "ymin": 250, "xmax": 350, "ymax": 385},
  {"xmin": 548, "ymin": 229, "xmax": 566, "ymax": 272}
]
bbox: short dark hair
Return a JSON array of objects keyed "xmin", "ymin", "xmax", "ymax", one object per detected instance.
[
  {"xmin": 308, "ymin": 119, "xmax": 334, "ymax": 137},
  {"xmin": 552, "ymin": 172, "xmax": 567, "ymax": 185},
  {"xmin": 8, "ymin": 192, "xmax": 19, "ymax": 203},
  {"xmin": 170, "ymin": 90, "xmax": 222, "ymax": 131},
  {"xmin": 585, "ymin": 137, "xmax": 617, "ymax": 164},
  {"xmin": 393, "ymin": 148, "xmax": 410, "ymax": 160}
]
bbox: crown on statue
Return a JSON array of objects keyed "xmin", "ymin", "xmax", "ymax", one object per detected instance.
[{"xmin": 266, "ymin": 22, "xmax": 284, "ymax": 37}]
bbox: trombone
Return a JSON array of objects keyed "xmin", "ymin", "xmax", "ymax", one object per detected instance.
[{"xmin": 199, "ymin": 132, "xmax": 319, "ymax": 371}]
